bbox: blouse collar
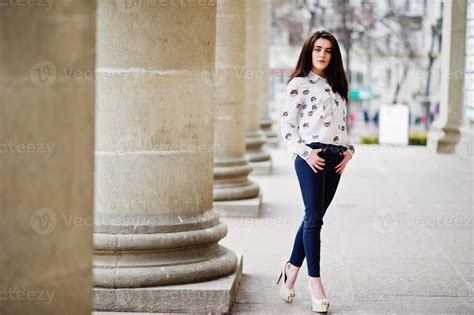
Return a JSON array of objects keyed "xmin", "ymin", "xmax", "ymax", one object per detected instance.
[{"xmin": 308, "ymin": 70, "xmax": 327, "ymax": 82}]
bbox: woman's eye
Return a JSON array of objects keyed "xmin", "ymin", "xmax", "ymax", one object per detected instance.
[{"xmin": 314, "ymin": 49, "xmax": 332, "ymax": 54}]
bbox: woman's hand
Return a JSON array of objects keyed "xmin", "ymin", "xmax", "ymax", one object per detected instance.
[
  {"xmin": 335, "ymin": 151, "xmax": 352, "ymax": 174},
  {"xmin": 305, "ymin": 148, "xmax": 326, "ymax": 173}
]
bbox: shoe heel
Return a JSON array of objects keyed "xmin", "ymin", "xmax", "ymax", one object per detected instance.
[
  {"xmin": 276, "ymin": 272, "xmax": 282, "ymax": 285},
  {"xmin": 277, "ymin": 261, "xmax": 295, "ymax": 303}
]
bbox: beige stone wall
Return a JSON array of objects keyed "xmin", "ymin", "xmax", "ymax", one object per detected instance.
[
  {"xmin": 428, "ymin": 0, "xmax": 468, "ymax": 152},
  {"xmin": 93, "ymin": 2, "xmax": 238, "ymax": 296},
  {"xmin": 95, "ymin": 1, "xmax": 216, "ymax": 217},
  {"xmin": 215, "ymin": 0, "xmax": 247, "ymax": 158},
  {"xmin": 245, "ymin": 0, "xmax": 264, "ymax": 132},
  {"xmin": 465, "ymin": 0, "xmax": 474, "ymax": 121},
  {"xmin": 0, "ymin": 2, "xmax": 96, "ymax": 314}
]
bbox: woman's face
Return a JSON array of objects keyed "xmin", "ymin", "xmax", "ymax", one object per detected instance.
[{"xmin": 312, "ymin": 37, "xmax": 332, "ymax": 72}]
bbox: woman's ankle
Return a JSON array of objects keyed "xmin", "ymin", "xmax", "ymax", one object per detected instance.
[
  {"xmin": 287, "ymin": 262, "xmax": 300, "ymax": 272},
  {"xmin": 308, "ymin": 276, "xmax": 322, "ymax": 283},
  {"xmin": 308, "ymin": 278, "xmax": 327, "ymax": 298}
]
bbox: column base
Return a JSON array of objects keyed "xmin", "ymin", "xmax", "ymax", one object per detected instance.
[
  {"xmin": 246, "ymin": 150, "xmax": 271, "ymax": 162},
  {"xmin": 262, "ymin": 131, "xmax": 279, "ymax": 148},
  {"xmin": 260, "ymin": 118, "xmax": 279, "ymax": 148},
  {"xmin": 245, "ymin": 130, "xmax": 271, "ymax": 163},
  {"xmin": 93, "ymin": 212, "xmax": 238, "ymax": 288},
  {"xmin": 262, "ymin": 136, "xmax": 279, "ymax": 148},
  {"xmin": 93, "ymin": 253, "xmax": 243, "ymax": 314},
  {"xmin": 455, "ymin": 121, "xmax": 474, "ymax": 161},
  {"xmin": 214, "ymin": 191, "xmax": 262, "ymax": 217},
  {"xmin": 213, "ymin": 155, "xmax": 261, "ymax": 201},
  {"xmin": 249, "ymin": 159, "xmax": 273, "ymax": 175},
  {"xmin": 427, "ymin": 122, "xmax": 461, "ymax": 153}
]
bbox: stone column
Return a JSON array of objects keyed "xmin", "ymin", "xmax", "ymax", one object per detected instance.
[
  {"xmin": 260, "ymin": 0, "xmax": 279, "ymax": 148},
  {"xmin": 93, "ymin": 1, "xmax": 241, "ymax": 313},
  {"xmin": 0, "ymin": 2, "xmax": 95, "ymax": 314},
  {"xmin": 213, "ymin": 0, "xmax": 262, "ymax": 217},
  {"xmin": 428, "ymin": 0, "xmax": 467, "ymax": 152},
  {"xmin": 244, "ymin": 0, "xmax": 272, "ymax": 175},
  {"xmin": 455, "ymin": 0, "xmax": 474, "ymax": 161}
]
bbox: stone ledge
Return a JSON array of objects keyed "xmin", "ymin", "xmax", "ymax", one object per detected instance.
[
  {"xmin": 93, "ymin": 253, "xmax": 243, "ymax": 314},
  {"xmin": 249, "ymin": 159, "xmax": 273, "ymax": 175},
  {"xmin": 213, "ymin": 192, "xmax": 262, "ymax": 218}
]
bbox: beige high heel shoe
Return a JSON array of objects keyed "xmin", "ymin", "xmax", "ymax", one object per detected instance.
[
  {"xmin": 276, "ymin": 260, "xmax": 296, "ymax": 302},
  {"xmin": 308, "ymin": 281, "xmax": 330, "ymax": 312}
]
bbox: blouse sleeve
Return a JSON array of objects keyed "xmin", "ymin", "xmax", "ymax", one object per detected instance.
[
  {"xmin": 342, "ymin": 98, "xmax": 355, "ymax": 157},
  {"xmin": 346, "ymin": 137, "xmax": 355, "ymax": 157},
  {"xmin": 279, "ymin": 78, "xmax": 313, "ymax": 160}
]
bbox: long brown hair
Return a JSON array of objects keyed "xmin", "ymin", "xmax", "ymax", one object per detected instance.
[{"xmin": 287, "ymin": 30, "xmax": 349, "ymax": 103}]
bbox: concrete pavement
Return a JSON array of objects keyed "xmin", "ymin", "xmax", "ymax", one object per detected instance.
[{"xmin": 219, "ymin": 143, "xmax": 473, "ymax": 314}]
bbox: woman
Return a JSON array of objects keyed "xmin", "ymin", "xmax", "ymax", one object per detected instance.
[{"xmin": 276, "ymin": 30, "xmax": 355, "ymax": 313}]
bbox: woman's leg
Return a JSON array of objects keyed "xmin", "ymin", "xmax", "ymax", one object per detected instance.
[
  {"xmin": 289, "ymin": 152, "xmax": 343, "ymax": 268},
  {"xmin": 322, "ymin": 152, "xmax": 343, "ymax": 216},
  {"xmin": 287, "ymin": 150, "xmax": 344, "ymax": 289},
  {"xmin": 307, "ymin": 150, "xmax": 344, "ymax": 300},
  {"xmin": 289, "ymin": 154, "xmax": 326, "ymax": 278},
  {"xmin": 288, "ymin": 220, "xmax": 305, "ymax": 267}
]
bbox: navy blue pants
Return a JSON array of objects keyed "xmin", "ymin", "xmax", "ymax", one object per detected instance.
[{"xmin": 289, "ymin": 142, "xmax": 347, "ymax": 277}]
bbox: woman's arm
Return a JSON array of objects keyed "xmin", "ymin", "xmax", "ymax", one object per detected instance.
[
  {"xmin": 343, "ymin": 98, "xmax": 355, "ymax": 157},
  {"xmin": 280, "ymin": 78, "xmax": 313, "ymax": 160}
]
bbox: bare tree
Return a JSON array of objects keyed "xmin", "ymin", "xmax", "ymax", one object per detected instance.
[{"xmin": 298, "ymin": 0, "xmax": 425, "ymax": 103}]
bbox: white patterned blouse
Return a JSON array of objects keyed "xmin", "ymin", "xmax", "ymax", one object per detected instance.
[{"xmin": 279, "ymin": 70, "xmax": 355, "ymax": 161}]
